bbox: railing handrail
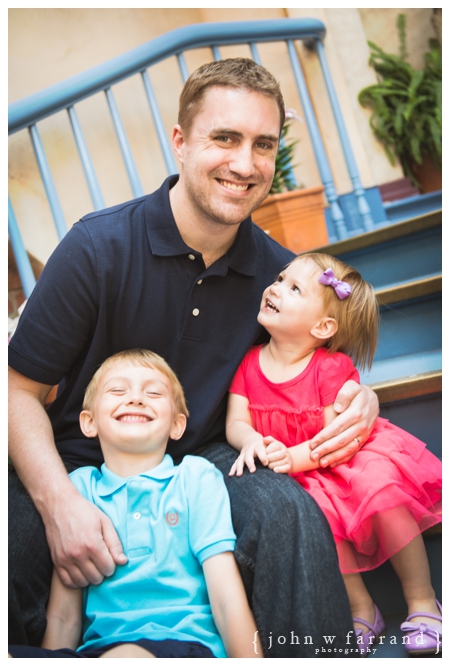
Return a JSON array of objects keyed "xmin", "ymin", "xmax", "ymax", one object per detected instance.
[{"xmin": 8, "ymin": 18, "xmax": 326, "ymax": 134}]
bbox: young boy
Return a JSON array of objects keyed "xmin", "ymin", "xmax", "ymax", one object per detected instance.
[{"xmin": 9, "ymin": 349, "xmax": 262, "ymax": 659}]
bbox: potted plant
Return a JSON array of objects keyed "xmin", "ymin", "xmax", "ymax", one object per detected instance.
[
  {"xmin": 358, "ymin": 14, "xmax": 442, "ymax": 192},
  {"xmin": 251, "ymin": 110, "xmax": 328, "ymax": 254}
]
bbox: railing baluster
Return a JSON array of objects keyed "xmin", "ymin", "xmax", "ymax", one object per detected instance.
[
  {"xmin": 105, "ymin": 88, "xmax": 144, "ymax": 198},
  {"xmin": 29, "ymin": 124, "xmax": 67, "ymax": 240},
  {"xmin": 67, "ymin": 105, "xmax": 105, "ymax": 210},
  {"xmin": 177, "ymin": 52, "xmax": 190, "ymax": 83},
  {"xmin": 212, "ymin": 45, "xmax": 221, "ymax": 61},
  {"xmin": 286, "ymin": 39, "xmax": 347, "ymax": 240},
  {"xmin": 141, "ymin": 70, "xmax": 178, "ymax": 175},
  {"xmin": 8, "ymin": 197, "xmax": 36, "ymax": 298},
  {"xmin": 316, "ymin": 41, "xmax": 374, "ymax": 231}
]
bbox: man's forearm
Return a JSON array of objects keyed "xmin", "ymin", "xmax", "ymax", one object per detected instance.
[{"xmin": 8, "ymin": 367, "xmax": 76, "ymax": 517}]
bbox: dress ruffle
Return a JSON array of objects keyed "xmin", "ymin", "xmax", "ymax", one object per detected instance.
[{"xmin": 250, "ymin": 405, "xmax": 442, "ymax": 573}]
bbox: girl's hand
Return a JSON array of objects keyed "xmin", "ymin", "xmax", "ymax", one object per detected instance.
[
  {"xmin": 229, "ymin": 436, "xmax": 269, "ymax": 477},
  {"xmin": 265, "ymin": 436, "xmax": 293, "ymax": 474}
]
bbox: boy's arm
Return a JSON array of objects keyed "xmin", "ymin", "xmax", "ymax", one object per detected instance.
[
  {"xmin": 41, "ymin": 568, "xmax": 83, "ymax": 649},
  {"xmin": 203, "ymin": 551, "xmax": 263, "ymax": 658}
]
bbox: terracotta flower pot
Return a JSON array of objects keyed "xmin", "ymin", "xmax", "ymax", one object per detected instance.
[
  {"xmin": 409, "ymin": 154, "xmax": 442, "ymax": 194},
  {"xmin": 251, "ymin": 186, "xmax": 328, "ymax": 254}
]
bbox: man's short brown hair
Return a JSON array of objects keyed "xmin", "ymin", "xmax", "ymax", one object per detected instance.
[{"xmin": 178, "ymin": 58, "xmax": 285, "ymax": 137}]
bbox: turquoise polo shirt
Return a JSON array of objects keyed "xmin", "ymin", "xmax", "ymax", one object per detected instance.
[{"xmin": 69, "ymin": 455, "xmax": 236, "ymax": 657}]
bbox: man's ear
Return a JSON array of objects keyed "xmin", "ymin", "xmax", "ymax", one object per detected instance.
[
  {"xmin": 170, "ymin": 413, "xmax": 187, "ymax": 441},
  {"xmin": 172, "ymin": 124, "xmax": 185, "ymax": 164},
  {"xmin": 310, "ymin": 317, "xmax": 338, "ymax": 341},
  {"xmin": 79, "ymin": 410, "xmax": 98, "ymax": 439}
]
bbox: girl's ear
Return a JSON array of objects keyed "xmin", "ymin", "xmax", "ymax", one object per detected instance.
[
  {"xmin": 170, "ymin": 413, "xmax": 187, "ymax": 441},
  {"xmin": 310, "ymin": 317, "xmax": 338, "ymax": 341},
  {"xmin": 79, "ymin": 410, "xmax": 98, "ymax": 439}
]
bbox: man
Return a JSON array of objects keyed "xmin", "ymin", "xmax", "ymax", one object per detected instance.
[{"xmin": 9, "ymin": 58, "xmax": 377, "ymax": 656}]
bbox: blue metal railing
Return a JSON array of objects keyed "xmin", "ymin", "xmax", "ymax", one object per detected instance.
[{"xmin": 9, "ymin": 18, "xmax": 373, "ymax": 294}]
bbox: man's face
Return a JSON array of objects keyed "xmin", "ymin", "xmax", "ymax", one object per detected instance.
[{"xmin": 173, "ymin": 86, "xmax": 281, "ymax": 227}]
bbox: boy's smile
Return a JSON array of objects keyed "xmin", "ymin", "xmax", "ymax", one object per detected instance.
[{"xmin": 80, "ymin": 361, "xmax": 186, "ymax": 471}]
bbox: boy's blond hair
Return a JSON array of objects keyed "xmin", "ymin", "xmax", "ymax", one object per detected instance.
[
  {"xmin": 83, "ymin": 349, "xmax": 189, "ymax": 417},
  {"xmin": 296, "ymin": 253, "xmax": 379, "ymax": 370},
  {"xmin": 178, "ymin": 58, "xmax": 285, "ymax": 137}
]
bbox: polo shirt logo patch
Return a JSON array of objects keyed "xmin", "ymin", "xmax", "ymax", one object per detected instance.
[{"xmin": 165, "ymin": 511, "xmax": 179, "ymax": 526}]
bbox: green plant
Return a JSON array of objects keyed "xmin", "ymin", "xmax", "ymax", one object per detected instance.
[
  {"xmin": 358, "ymin": 13, "xmax": 441, "ymax": 187},
  {"xmin": 270, "ymin": 110, "xmax": 301, "ymax": 194}
]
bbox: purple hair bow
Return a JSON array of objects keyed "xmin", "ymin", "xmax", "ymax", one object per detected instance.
[{"xmin": 318, "ymin": 268, "xmax": 352, "ymax": 300}]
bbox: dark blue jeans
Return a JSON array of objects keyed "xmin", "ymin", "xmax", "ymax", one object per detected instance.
[
  {"xmin": 9, "ymin": 446, "xmax": 359, "ymax": 657},
  {"xmin": 198, "ymin": 442, "xmax": 358, "ymax": 657}
]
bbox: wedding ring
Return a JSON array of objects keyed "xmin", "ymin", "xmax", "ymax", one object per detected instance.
[{"xmin": 353, "ymin": 437, "xmax": 361, "ymax": 444}]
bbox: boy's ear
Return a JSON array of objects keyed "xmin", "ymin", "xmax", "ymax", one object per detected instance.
[
  {"xmin": 170, "ymin": 413, "xmax": 187, "ymax": 441},
  {"xmin": 310, "ymin": 317, "xmax": 338, "ymax": 341},
  {"xmin": 79, "ymin": 410, "xmax": 98, "ymax": 439}
]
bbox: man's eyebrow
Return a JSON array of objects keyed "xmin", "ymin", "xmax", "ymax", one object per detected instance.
[{"xmin": 210, "ymin": 128, "xmax": 279, "ymax": 143}]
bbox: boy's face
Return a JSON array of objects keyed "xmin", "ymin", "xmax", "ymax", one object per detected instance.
[{"xmin": 80, "ymin": 361, "xmax": 186, "ymax": 457}]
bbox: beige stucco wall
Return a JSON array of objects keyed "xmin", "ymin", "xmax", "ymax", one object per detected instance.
[{"xmin": 9, "ymin": 8, "xmax": 437, "ymax": 264}]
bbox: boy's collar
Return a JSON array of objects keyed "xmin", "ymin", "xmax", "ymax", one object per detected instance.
[{"xmin": 97, "ymin": 454, "xmax": 175, "ymax": 496}]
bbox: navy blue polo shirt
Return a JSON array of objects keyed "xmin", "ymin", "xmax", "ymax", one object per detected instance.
[{"xmin": 9, "ymin": 176, "xmax": 294, "ymax": 469}]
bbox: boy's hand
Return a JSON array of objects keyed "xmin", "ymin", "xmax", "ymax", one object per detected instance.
[
  {"xmin": 229, "ymin": 436, "xmax": 269, "ymax": 477},
  {"xmin": 265, "ymin": 437, "xmax": 293, "ymax": 474}
]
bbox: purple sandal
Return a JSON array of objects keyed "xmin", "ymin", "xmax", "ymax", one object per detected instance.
[
  {"xmin": 353, "ymin": 605, "xmax": 386, "ymax": 657},
  {"xmin": 400, "ymin": 600, "xmax": 442, "ymax": 655}
]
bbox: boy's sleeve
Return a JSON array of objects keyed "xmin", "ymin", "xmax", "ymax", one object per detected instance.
[
  {"xmin": 184, "ymin": 458, "xmax": 236, "ymax": 566},
  {"xmin": 317, "ymin": 352, "xmax": 360, "ymax": 407}
]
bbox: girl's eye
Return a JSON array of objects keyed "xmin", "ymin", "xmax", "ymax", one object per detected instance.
[
  {"xmin": 276, "ymin": 275, "xmax": 283, "ymax": 283},
  {"xmin": 292, "ymin": 285, "xmax": 300, "ymax": 293}
]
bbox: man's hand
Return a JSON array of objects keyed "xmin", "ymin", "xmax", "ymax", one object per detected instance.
[
  {"xmin": 43, "ymin": 489, "xmax": 127, "ymax": 588},
  {"xmin": 310, "ymin": 381, "xmax": 379, "ymax": 468},
  {"xmin": 265, "ymin": 436, "xmax": 293, "ymax": 474}
]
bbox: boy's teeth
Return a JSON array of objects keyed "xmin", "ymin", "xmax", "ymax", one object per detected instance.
[
  {"xmin": 219, "ymin": 180, "xmax": 249, "ymax": 191},
  {"xmin": 266, "ymin": 299, "xmax": 279, "ymax": 312}
]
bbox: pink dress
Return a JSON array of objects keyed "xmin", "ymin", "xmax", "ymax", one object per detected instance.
[{"xmin": 229, "ymin": 345, "xmax": 442, "ymax": 573}]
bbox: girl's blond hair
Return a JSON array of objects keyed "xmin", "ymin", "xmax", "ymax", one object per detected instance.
[
  {"xmin": 296, "ymin": 253, "xmax": 379, "ymax": 370},
  {"xmin": 83, "ymin": 349, "xmax": 189, "ymax": 417}
]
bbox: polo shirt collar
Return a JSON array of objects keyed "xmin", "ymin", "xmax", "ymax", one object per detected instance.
[
  {"xmin": 145, "ymin": 176, "xmax": 257, "ymax": 277},
  {"xmin": 97, "ymin": 454, "xmax": 176, "ymax": 496}
]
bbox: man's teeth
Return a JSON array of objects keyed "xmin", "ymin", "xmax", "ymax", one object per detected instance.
[{"xmin": 219, "ymin": 180, "xmax": 249, "ymax": 191}]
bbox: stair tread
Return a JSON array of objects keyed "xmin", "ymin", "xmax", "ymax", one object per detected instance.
[{"xmin": 361, "ymin": 351, "xmax": 442, "ymax": 385}]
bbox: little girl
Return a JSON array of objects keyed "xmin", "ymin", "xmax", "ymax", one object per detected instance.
[{"xmin": 226, "ymin": 252, "xmax": 442, "ymax": 656}]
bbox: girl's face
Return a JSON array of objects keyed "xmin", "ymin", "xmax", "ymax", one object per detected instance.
[{"xmin": 257, "ymin": 259, "xmax": 327, "ymax": 342}]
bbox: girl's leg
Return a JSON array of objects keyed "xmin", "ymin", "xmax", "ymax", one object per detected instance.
[
  {"xmin": 390, "ymin": 534, "xmax": 441, "ymax": 623},
  {"xmin": 343, "ymin": 572, "xmax": 376, "ymax": 633},
  {"xmin": 99, "ymin": 644, "xmax": 156, "ymax": 658}
]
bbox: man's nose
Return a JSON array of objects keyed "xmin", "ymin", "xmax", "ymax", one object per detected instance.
[{"xmin": 228, "ymin": 144, "xmax": 255, "ymax": 178}]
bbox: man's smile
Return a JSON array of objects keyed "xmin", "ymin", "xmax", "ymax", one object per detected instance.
[{"xmin": 216, "ymin": 178, "xmax": 252, "ymax": 192}]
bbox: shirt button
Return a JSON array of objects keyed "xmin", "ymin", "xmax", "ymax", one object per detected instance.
[
  {"xmin": 133, "ymin": 512, "xmax": 141, "ymax": 520},
  {"xmin": 188, "ymin": 254, "xmax": 195, "ymax": 261},
  {"xmin": 197, "ymin": 279, "xmax": 202, "ymax": 285},
  {"xmin": 192, "ymin": 308, "xmax": 200, "ymax": 317}
]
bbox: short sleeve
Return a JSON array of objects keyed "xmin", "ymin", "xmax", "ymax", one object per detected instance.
[
  {"xmin": 69, "ymin": 466, "xmax": 100, "ymax": 500},
  {"xmin": 8, "ymin": 222, "xmax": 99, "ymax": 386},
  {"xmin": 316, "ymin": 352, "xmax": 360, "ymax": 407},
  {"xmin": 228, "ymin": 347, "xmax": 256, "ymax": 398},
  {"xmin": 183, "ymin": 457, "xmax": 236, "ymax": 565}
]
